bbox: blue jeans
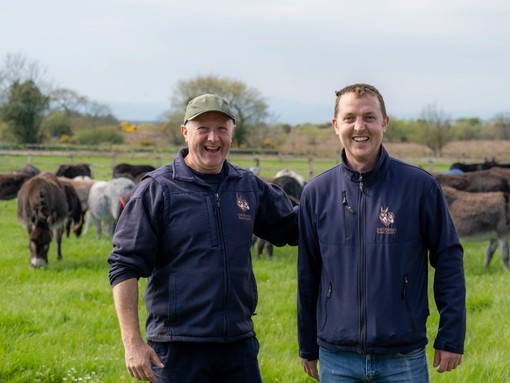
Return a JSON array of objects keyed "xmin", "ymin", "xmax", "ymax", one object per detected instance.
[
  {"xmin": 319, "ymin": 347, "xmax": 429, "ymax": 383},
  {"xmin": 148, "ymin": 337, "xmax": 262, "ymax": 383}
]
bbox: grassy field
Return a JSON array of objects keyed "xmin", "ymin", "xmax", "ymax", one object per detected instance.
[{"xmin": 0, "ymin": 152, "xmax": 509, "ymax": 382}]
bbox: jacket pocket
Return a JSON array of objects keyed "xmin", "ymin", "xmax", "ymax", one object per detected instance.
[
  {"xmin": 342, "ymin": 192, "xmax": 355, "ymax": 239},
  {"xmin": 401, "ymin": 274, "xmax": 417, "ymax": 333},
  {"xmin": 319, "ymin": 282, "xmax": 333, "ymax": 331},
  {"xmin": 166, "ymin": 271, "xmax": 180, "ymax": 324}
]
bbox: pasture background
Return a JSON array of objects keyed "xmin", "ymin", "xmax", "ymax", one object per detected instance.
[{"xmin": 0, "ymin": 147, "xmax": 509, "ymax": 382}]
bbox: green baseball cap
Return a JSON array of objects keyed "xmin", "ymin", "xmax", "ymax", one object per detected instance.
[{"xmin": 183, "ymin": 94, "xmax": 236, "ymax": 124}]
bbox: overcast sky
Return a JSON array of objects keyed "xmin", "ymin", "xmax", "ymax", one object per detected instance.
[{"xmin": 2, "ymin": 0, "xmax": 509, "ymax": 123}]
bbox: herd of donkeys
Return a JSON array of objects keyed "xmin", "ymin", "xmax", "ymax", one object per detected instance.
[{"xmin": 1, "ymin": 159, "xmax": 510, "ymax": 270}]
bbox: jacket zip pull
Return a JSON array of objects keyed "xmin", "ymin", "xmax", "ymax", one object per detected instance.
[
  {"xmin": 358, "ymin": 174, "xmax": 364, "ymax": 192},
  {"xmin": 402, "ymin": 275, "xmax": 409, "ymax": 299},
  {"xmin": 215, "ymin": 193, "xmax": 221, "ymax": 208},
  {"xmin": 342, "ymin": 193, "xmax": 355, "ymax": 214}
]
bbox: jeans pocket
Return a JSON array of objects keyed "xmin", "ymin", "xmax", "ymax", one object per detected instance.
[
  {"xmin": 396, "ymin": 347, "xmax": 426, "ymax": 358},
  {"xmin": 147, "ymin": 340, "xmax": 170, "ymax": 366}
]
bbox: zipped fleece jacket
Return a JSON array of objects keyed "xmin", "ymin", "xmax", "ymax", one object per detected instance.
[
  {"xmin": 298, "ymin": 146, "xmax": 466, "ymax": 360},
  {"xmin": 108, "ymin": 148, "xmax": 297, "ymax": 343}
]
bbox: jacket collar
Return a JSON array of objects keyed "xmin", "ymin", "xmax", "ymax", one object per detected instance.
[
  {"xmin": 172, "ymin": 148, "xmax": 242, "ymax": 183},
  {"xmin": 341, "ymin": 145, "xmax": 388, "ymax": 186}
]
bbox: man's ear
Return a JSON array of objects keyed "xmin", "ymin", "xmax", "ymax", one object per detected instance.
[
  {"xmin": 382, "ymin": 116, "xmax": 390, "ymax": 133},
  {"xmin": 332, "ymin": 118, "xmax": 340, "ymax": 135},
  {"xmin": 180, "ymin": 124, "xmax": 188, "ymax": 141}
]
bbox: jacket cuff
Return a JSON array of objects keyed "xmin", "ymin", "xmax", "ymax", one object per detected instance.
[
  {"xmin": 433, "ymin": 339, "xmax": 464, "ymax": 354},
  {"xmin": 299, "ymin": 350, "xmax": 319, "ymax": 361},
  {"xmin": 109, "ymin": 272, "xmax": 139, "ymax": 288}
]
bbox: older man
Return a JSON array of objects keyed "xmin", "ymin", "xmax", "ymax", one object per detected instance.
[{"xmin": 109, "ymin": 94, "xmax": 298, "ymax": 383}]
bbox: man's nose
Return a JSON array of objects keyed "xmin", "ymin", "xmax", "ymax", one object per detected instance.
[
  {"xmin": 207, "ymin": 129, "xmax": 219, "ymax": 141},
  {"xmin": 353, "ymin": 117, "xmax": 364, "ymax": 130}
]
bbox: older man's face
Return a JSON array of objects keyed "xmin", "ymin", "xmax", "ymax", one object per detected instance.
[{"xmin": 181, "ymin": 111, "xmax": 235, "ymax": 174}]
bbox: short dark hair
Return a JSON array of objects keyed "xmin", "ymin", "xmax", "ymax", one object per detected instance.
[{"xmin": 334, "ymin": 83, "xmax": 387, "ymax": 119}]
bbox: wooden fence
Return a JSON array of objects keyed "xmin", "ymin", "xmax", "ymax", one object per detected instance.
[{"xmin": 0, "ymin": 149, "xmax": 329, "ymax": 181}]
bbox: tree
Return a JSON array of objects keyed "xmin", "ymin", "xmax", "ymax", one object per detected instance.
[
  {"xmin": 166, "ymin": 75, "xmax": 269, "ymax": 147},
  {"xmin": 384, "ymin": 117, "xmax": 424, "ymax": 143},
  {"xmin": 84, "ymin": 101, "xmax": 116, "ymax": 124},
  {"xmin": 488, "ymin": 113, "xmax": 510, "ymax": 140},
  {"xmin": 40, "ymin": 110, "xmax": 72, "ymax": 140},
  {"xmin": 1, "ymin": 80, "xmax": 50, "ymax": 144},
  {"xmin": 416, "ymin": 103, "xmax": 452, "ymax": 157},
  {"xmin": 451, "ymin": 117, "xmax": 484, "ymax": 140},
  {"xmin": 0, "ymin": 53, "xmax": 49, "ymax": 104},
  {"xmin": 50, "ymin": 87, "xmax": 117, "ymax": 132},
  {"xmin": 50, "ymin": 87, "xmax": 89, "ymax": 118}
]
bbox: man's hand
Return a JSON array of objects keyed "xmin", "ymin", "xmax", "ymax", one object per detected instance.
[
  {"xmin": 433, "ymin": 349, "xmax": 463, "ymax": 373},
  {"xmin": 125, "ymin": 341, "xmax": 164, "ymax": 383},
  {"xmin": 301, "ymin": 358, "xmax": 319, "ymax": 381}
]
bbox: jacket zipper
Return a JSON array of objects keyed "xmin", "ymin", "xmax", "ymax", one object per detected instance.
[
  {"xmin": 357, "ymin": 174, "xmax": 367, "ymax": 353},
  {"xmin": 214, "ymin": 190, "xmax": 230, "ymax": 340},
  {"xmin": 215, "ymin": 192, "xmax": 221, "ymax": 208}
]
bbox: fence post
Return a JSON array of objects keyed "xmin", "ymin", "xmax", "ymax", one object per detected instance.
[{"xmin": 308, "ymin": 156, "xmax": 314, "ymax": 179}]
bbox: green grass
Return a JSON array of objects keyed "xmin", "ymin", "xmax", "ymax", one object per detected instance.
[
  {"xmin": 1, "ymin": 153, "xmax": 509, "ymax": 382},
  {"xmin": 2, "ymin": 199, "xmax": 510, "ymax": 382},
  {"xmin": 424, "ymin": 240, "xmax": 510, "ymax": 382}
]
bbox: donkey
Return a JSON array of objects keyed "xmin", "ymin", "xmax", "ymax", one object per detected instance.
[
  {"xmin": 442, "ymin": 186, "xmax": 510, "ymax": 269},
  {"xmin": 252, "ymin": 170, "xmax": 304, "ymax": 258},
  {"xmin": 84, "ymin": 177, "xmax": 136, "ymax": 238},
  {"xmin": 435, "ymin": 169, "xmax": 510, "ymax": 193},
  {"xmin": 17, "ymin": 172, "xmax": 82, "ymax": 267}
]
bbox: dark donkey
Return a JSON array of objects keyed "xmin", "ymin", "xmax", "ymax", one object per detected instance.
[
  {"xmin": 17, "ymin": 172, "xmax": 82, "ymax": 267},
  {"xmin": 253, "ymin": 170, "xmax": 304, "ymax": 258},
  {"xmin": 442, "ymin": 185, "xmax": 510, "ymax": 269},
  {"xmin": 436, "ymin": 169, "xmax": 510, "ymax": 269}
]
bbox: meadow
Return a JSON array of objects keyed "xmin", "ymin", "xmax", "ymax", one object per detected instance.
[{"xmin": 0, "ymin": 151, "xmax": 509, "ymax": 382}]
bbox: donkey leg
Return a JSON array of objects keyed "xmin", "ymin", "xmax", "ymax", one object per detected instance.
[
  {"xmin": 257, "ymin": 238, "xmax": 266, "ymax": 258},
  {"xmin": 484, "ymin": 238, "xmax": 498, "ymax": 268},
  {"xmin": 500, "ymin": 238, "xmax": 510, "ymax": 270},
  {"xmin": 55, "ymin": 226, "xmax": 64, "ymax": 261},
  {"xmin": 266, "ymin": 243, "xmax": 274, "ymax": 258}
]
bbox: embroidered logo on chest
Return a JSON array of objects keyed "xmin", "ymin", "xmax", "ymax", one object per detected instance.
[
  {"xmin": 236, "ymin": 193, "xmax": 251, "ymax": 221},
  {"xmin": 377, "ymin": 206, "xmax": 397, "ymax": 235},
  {"xmin": 379, "ymin": 206, "xmax": 394, "ymax": 226}
]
